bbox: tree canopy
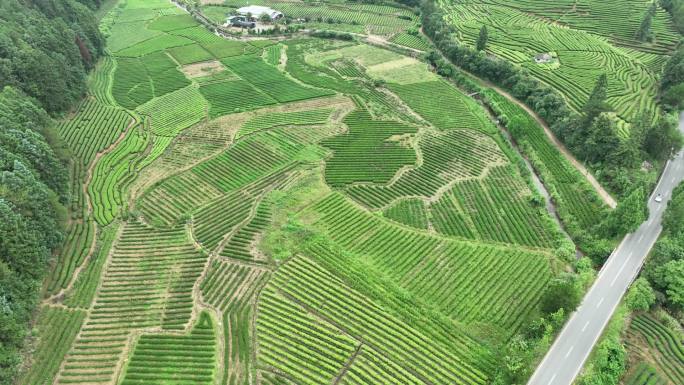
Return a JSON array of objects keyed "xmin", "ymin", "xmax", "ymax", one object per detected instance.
[
  {"xmin": 0, "ymin": 0, "xmax": 103, "ymax": 113},
  {"xmin": 476, "ymin": 25, "xmax": 488, "ymax": 51}
]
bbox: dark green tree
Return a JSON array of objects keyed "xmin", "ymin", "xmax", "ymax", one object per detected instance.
[
  {"xmin": 583, "ymin": 74, "xmax": 609, "ymax": 123},
  {"xmin": 660, "ymin": 0, "xmax": 684, "ymax": 33},
  {"xmin": 0, "ymin": 0, "xmax": 104, "ymax": 113},
  {"xmin": 605, "ymin": 186, "xmax": 648, "ymax": 236},
  {"xmin": 635, "ymin": 3, "xmax": 657, "ymax": 41},
  {"xmin": 662, "ymin": 83, "xmax": 684, "ymax": 109},
  {"xmin": 660, "ymin": 44, "xmax": 684, "ymax": 109},
  {"xmin": 644, "ymin": 114, "xmax": 683, "ymax": 161},
  {"xmin": 476, "ymin": 25, "xmax": 488, "ymax": 51},
  {"xmin": 625, "ymin": 277, "xmax": 656, "ymax": 311},
  {"xmin": 541, "ymin": 273, "xmax": 581, "ymax": 314},
  {"xmin": 662, "ymin": 259, "xmax": 684, "ymax": 308},
  {"xmin": 584, "ymin": 114, "xmax": 620, "ymax": 163}
]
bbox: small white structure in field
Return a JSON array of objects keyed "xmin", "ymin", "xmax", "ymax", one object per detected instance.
[
  {"xmin": 534, "ymin": 53, "xmax": 553, "ymax": 63},
  {"xmin": 236, "ymin": 5, "xmax": 283, "ymax": 21}
]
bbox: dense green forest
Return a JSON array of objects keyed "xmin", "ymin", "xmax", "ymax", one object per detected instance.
[{"xmin": 0, "ymin": 0, "xmax": 103, "ymax": 381}]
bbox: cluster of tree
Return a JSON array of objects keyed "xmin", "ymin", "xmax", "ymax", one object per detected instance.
[
  {"xmin": 661, "ymin": 0, "xmax": 684, "ymax": 33},
  {"xmin": 561, "ymin": 74, "xmax": 682, "ymax": 195},
  {"xmin": 309, "ymin": 30, "xmax": 355, "ymax": 41},
  {"xmin": 421, "ymin": 0, "xmax": 682, "ymax": 198},
  {"xmin": 635, "ymin": 2, "xmax": 657, "ymax": 42},
  {"xmin": 0, "ymin": 0, "xmax": 104, "ymax": 113},
  {"xmin": 575, "ymin": 305, "xmax": 628, "ymax": 385},
  {"xmin": 0, "ymin": 0, "xmax": 104, "ymax": 382},
  {"xmin": 0, "ymin": 87, "xmax": 67, "ymax": 383},
  {"xmin": 660, "ymin": 44, "xmax": 684, "ymax": 109}
]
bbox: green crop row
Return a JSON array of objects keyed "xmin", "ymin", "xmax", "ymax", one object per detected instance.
[
  {"xmin": 194, "ymin": 191, "xmax": 255, "ymax": 251},
  {"xmin": 137, "ymin": 85, "xmax": 208, "ymax": 137},
  {"xmin": 219, "ymin": 198, "xmax": 273, "ymax": 261},
  {"xmin": 120, "ymin": 311, "xmax": 216, "ymax": 385},
  {"xmin": 59, "ymin": 99, "xmax": 131, "ymax": 165},
  {"xmin": 16, "ymin": 307, "xmax": 86, "ymax": 385},
  {"xmin": 347, "ymin": 128, "xmax": 507, "ymax": 208},
  {"xmin": 322, "ymin": 109, "xmax": 417, "ymax": 187},
  {"xmin": 56, "ymin": 221, "xmax": 207, "ymax": 384},
  {"xmin": 64, "ymin": 224, "xmax": 119, "ymax": 308},
  {"xmin": 259, "ymin": 254, "xmax": 492, "ymax": 385},
  {"xmin": 309, "ymin": 192, "xmax": 552, "ymax": 333},
  {"xmin": 628, "ymin": 314, "xmax": 684, "ymax": 384},
  {"xmin": 45, "ymin": 217, "xmax": 95, "ymax": 295},
  {"xmin": 112, "ymin": 52, "xmax": 190, "ymax": 110},
  {"xmin": 88, "ymin": 124, "xmax": 149, "ymax": 225},
  {"xmin": 481, "ymin": 89, "xmax": 607, "ymax": 230},
  {"xmin": 444, "ymin": 165, "xmax": 555, "ymax": 248},
  {"xmin": 222, "ymin": 54, "xmax": 333, "ymax": 105},
  {"xmin": 623, "ymin": 363, "xmax": 667, "ymax": 385},
  {"xmin": 383, "ymin": 197, "xmax": 429, "ymax": 229},
  {"xmin": 238, "ymin": 108, "xmax": 333, "ymax": 139},
  {"xmin": 437, "ymin": 0, "xmax": 666, "ymax": 127},
  {"xmin": 390, "ymin": 32, "xmax": 431, "ymax": 51}
]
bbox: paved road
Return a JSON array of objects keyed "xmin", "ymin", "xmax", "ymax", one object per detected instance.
[{"xmin": 527, "ymin": 112, "xmax": 684, "ymax": 385}]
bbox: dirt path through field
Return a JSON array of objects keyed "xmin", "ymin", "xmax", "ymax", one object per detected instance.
[{"xmin": 477, "ymin": 80, "xmax": 617, "ymax": 208}]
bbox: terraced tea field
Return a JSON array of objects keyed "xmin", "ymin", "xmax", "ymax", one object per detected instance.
[
  {"xmin": 437, "ymin": 0, "xmax": 680, "ymax": 133},
  {"xmin": 21, "ymin": 0, "xmax": 624, "ymax": 384},
  {"xmin": 623, "ymin": 314, "xmax": 684, "ymax": 385}
]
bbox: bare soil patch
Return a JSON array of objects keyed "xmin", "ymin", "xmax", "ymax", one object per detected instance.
[{"xmin": 181, "ymin": 60, "xmax": 226, "ymax": 78}]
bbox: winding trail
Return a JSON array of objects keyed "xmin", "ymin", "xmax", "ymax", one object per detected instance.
[{"xmin": 476, "ymin": 79, "xmax": 617, "ymax": 208}]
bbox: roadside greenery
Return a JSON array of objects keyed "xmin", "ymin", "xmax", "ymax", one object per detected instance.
[
  {"xmin": 577, "ymin": 305, "xmax": 629, "ymax": 385},
  {"xmin": 644, "ymin": 183, "xmax": 684, "ymax": 315}
]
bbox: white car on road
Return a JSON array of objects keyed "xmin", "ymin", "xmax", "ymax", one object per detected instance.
[{"xmin": 655, "ymin": 194, "xmax": 663, "ymax": 203}]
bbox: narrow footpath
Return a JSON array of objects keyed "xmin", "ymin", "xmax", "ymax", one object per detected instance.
[{"xmin": 479, "ymin": 81, "xmax": 617, "ymax": 208}]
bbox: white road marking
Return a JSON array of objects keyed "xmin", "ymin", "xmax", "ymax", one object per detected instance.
[
  {"xmin": 582, "ymin": 321, "xmax": 590, "ymax": 332},
  {"xmin": 638, "ymin": 234, "xmax": 644, "ymax": 242},
  {"xmin": 648, "ymin": 218, "xmax": 654, "ymax": 226},
  {"xmin": 596, "ymin": 297, "xmax": 604, "ymax": 308},
  {"xmin": 549, "ymin": 373, "xmax": 557, "ymax": 385},
  {"xmin": 611, "ymin": 257, "xmax": 631, "ymax": 286},
  {"xmin": 565, "ymin": 345, "xmax": 575, "ymax": 358}
]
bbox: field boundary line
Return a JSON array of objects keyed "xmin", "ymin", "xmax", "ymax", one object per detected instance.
[
  {"xmin": 44, "ymin": 114, "xmax": 137, "ymax": 304},
  {"xmin": 332, "ymin": 343, "xmax": 363, "ymax": 385}
]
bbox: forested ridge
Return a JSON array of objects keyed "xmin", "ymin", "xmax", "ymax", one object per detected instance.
[{"xmin": 0, "ymin": 0, "xmax": 104, "ymax": 382}]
